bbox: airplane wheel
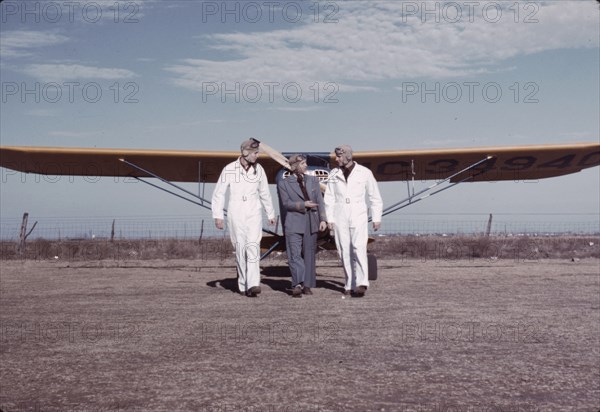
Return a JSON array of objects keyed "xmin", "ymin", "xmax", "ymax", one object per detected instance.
[{"xmin": 368, "ymin": 253, "xmax": 378, "ymax": 281}]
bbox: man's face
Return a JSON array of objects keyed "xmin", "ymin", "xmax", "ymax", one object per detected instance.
[
  {"xmin": 296, "ymin": 159, "xmax": 308, "ymax": 174},
  {"xmin": 246, "ymin": 150, "xmax": 259, "ymax": 164},
  {"xmin": 335, "ymin": 152, "xmax": 351, "ymax": 168}
]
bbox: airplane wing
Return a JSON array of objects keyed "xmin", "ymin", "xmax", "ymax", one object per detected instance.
[
  {"xmin": 0, "ymin": 146, "xmax": 284, "ymax": 183},
  {"xmin": 353, "ymin": 142, "xmax": 600, "ymax": 182},
  {"xmin": 1, "ymin": 142, "xmax": 598, "ymax": 183}
]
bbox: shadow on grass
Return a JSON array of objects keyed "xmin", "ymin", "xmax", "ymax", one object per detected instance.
[
  {"xmin": 206, "ymin": 277, "xmax": 238, "ymax": 294},
  {"xmin": 261, "ymin": 266, "xmax": 290, "ymax": 278},
  {"xmin": 261, "ymin": 266, "xmax": 345, "ymax": 296},
  {"xmin": 206, "ymin": 266, "xmax": 345, "ymax": 296}
]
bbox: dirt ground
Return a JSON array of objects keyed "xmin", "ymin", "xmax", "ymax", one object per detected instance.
[{"xmin": 0, "ymin": 257, "xmax": 598, "ymax": 412}]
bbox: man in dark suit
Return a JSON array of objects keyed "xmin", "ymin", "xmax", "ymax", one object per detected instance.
[{"xmin": 277, "ymin": 154, "xmax": 327, "ymax": 297}]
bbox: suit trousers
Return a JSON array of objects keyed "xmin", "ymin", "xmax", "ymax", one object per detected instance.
[{"xmin": 286, "ymin": 214, "xmax": 317, "ymax": 288}]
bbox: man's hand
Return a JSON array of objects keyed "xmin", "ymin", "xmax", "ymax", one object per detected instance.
[
  {"xmin": 269, "ymin": 218, "xmax": 276, "ymax": 226},
  {"xmin": 215, "ymin": 218, "xmax": 224, "ymax": 230},
  {"xmin": 305, "ymin": 201, "xmax": 317, "ymax": 209},
  {"xmin": 328, "ymin": 222, "xmax": 335, "ymax": 230},
  {"xmin": 319, "ymin": 221, "xmax": 327, "ymax": 232},
  {"xmin": 373, "ymin": 222, "xmax": 381, "ymax": 231}
]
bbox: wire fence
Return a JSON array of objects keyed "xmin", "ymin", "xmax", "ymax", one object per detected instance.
[{"xmin": 1, "ymin": 214, "xmax": 598, "ymax": 241}]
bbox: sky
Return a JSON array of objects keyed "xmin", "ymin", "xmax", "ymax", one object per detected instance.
[{"xmin": 1, "ymin": 0, "xmax": 599, "ymax": 236}]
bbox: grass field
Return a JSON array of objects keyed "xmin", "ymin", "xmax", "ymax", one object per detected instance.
[
  {"xmin": 1, "ymin": 256, "xmax": 599, "ymax": 411},
  {"xmin": 2, "ymin": 235, "xmax": 599, "ymax": 261}
]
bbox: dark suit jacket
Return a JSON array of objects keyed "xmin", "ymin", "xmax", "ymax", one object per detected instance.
[{"xmin": 277, "ymin": 174, "xmax": 326, "ymax": 234}]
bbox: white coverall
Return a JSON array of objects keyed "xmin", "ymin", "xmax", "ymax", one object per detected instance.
[
  {"xmin": 324, "ymin": 163, "xmax": 383, "ymax": 291},
  {"xmin": 212, "ymin": 159, "xmax": 275, "ymax": 293}
]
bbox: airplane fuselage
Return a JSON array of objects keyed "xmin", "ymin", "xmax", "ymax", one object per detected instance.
[{"xmin": 275, "ymin": 152, "xmax": 332, "ymax": 184}]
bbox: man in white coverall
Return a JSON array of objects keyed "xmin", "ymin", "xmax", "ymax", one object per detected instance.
[
  {"xmin": 212, "ymin": 138, "xmax": 276, "ymax": 297},
  {"xmin": 324, "ymin": 145, "xmax": 383, "ymax": 297}
]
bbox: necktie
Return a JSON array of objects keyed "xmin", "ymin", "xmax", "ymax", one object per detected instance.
[
  {"xmin": 343, "ymin": 163, "xmax": 354, "ymax": 181},
  {"xmin": 296, "ymin": 174, "xmax": 311, "ymax": 201},
  {"xmin": 343, "ymin": 168, "xmax": 351, "ymax": 181}
]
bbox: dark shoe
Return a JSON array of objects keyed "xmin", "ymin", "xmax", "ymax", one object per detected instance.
[
  {"xmin": 303, "ymin": 287, "xmax": 313, "ymax": 295},
  {"xmin": 355, "ymin": 285, "xmax": 367, "ymax": 297},
  {"xmin": 292, "ymin": 285, "xmax": 303, "ymax": 298},
  {"xmin": 246, "ymin": 286, "xmax": 261, "ymax": 297},
  {"xmin": 342, "ymin": 290, "xmax": 352, "ymax": 298}
]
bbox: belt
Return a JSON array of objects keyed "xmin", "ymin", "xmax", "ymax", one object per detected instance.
[
  {"xmin": 336, "ymin": 198, "xmax": 363, "ymax": 204},
  {"xmin": 230, "ymin": 195, "xmax": 258, "ymax": 202}
]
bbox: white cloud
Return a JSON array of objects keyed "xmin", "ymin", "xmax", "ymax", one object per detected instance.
[
  {"xmin": 165, "ymin": 1, "xmax": 599, "ymax": 97},
  {"xmin": 0, "ymin": 31, "xmax": 69, "ymax": 58},
  {"xmin": 23, "ymin": 64, "xmax": 137, "ymax": 82}
]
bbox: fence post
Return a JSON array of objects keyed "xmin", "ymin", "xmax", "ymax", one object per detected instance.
[
  {"xmin": 17, "ymin": 212, "xmax": 37, "ymax": 256},
  {"xmin": 486, "ymin": 214, "xmax": 493, "ymax": 237},
  {"xmin": 198, "ymin": 219, "xmax": 204, "ymax": 245},
  {"xmin": 18, "ymin": 213, "xmax": 29, "ymax": 255}
]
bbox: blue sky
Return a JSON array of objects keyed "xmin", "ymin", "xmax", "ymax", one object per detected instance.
[{"xmin": 1, "ymin": 0, "xmax": 599, "ymax": 232}]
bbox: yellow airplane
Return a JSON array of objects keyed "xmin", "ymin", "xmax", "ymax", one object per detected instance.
[
  {"xmin": 1, "ymin": 141, "xmax": 599, "ymax": 278},
  {"xmin": 2, "ymin": 142, "xmax": 598, "ymax": 183}
]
